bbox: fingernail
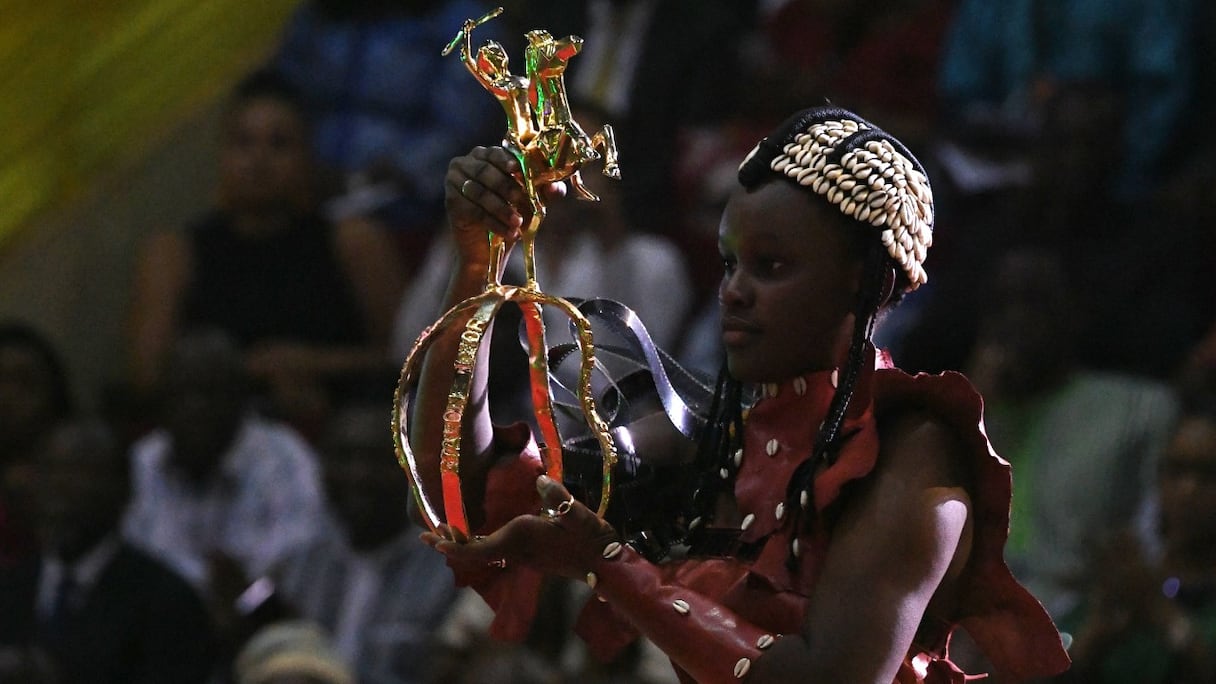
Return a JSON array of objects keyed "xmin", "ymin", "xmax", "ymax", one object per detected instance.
[
  {"xmin": 508, "ymin": 213, "xmax": 523, "ymax": 228},
  {"xmin": 537, "ymin": 474, "xmax": 551, "ymax": 486}
]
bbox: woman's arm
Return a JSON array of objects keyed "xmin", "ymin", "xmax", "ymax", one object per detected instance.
[
  {"xmin": 408, "ymin": 147, "xmax": 540, "ymax": 523},
  {"xmin": 334, "ymin": 214, "xmax": 407, "ymax": 349},
  {"xmin": 127, "ymin": 230, "xmax": 191, "ymax": 390},
  {"xmin": 750, "ymin": 413, "xmax": 972, "ymax": 682},
  {"xmin": 430, "ymin": 413, "xmax": 972, "ymax": 683}
]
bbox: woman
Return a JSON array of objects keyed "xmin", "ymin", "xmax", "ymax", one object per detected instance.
[
  {"xmin": 411, "ymin": 107, "xmax": 1069, "ymax": 682},
  {"xmin": 1062, "ymin": 402, "xmax": 1216, "ymax": 683},
  {"xmin": 128, "ymin": 70, "xmax": 404, "ymax": 431},
  {"xmin": 0, "ymin": 321, "xmax": 73, "ymax": 567}
]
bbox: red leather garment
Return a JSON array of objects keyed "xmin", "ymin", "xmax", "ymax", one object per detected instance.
[{"xmin": 450, "ymin": 348, "xmax": 1070, "ymax": 681}]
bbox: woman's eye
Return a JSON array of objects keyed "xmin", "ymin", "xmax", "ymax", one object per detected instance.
[
  {"xmin": 721, "ymin": 255, "xmax": 736, "ymax": 274},
  {"xmin": 756, "ymin": 258, "xmax": 784, "ymax": 276}
]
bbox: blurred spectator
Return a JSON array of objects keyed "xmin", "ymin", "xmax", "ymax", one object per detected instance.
[
  {"xmin": 0, "ymin": 323, "xmax": 72, "ymax": 469},
  {"xmin": 0, "ymin": 323, "xmax": 73, "ymax": 568},
  {"xmin": 1157, "ymin": 3, "xmax": 1216, "ymax": 255},
  {"xmin": 0, "ymin": 418, "xmax": 216, "ymax": 683},
  {"xmin": 533, "ymin": 125, "xmax": 693, "ymax": 352},
  {"xmin": 235, "ymin": 620, "xmax": 354, "ymax": 684},
  {"xmin": 964, "ymin": 250, "xmax": 1178, "ymax": 621},
  {"xmin": 1177, "ymin": 320, "xmax": 1216, "ymax": 404},
  {"xmin": 269, "ymin": 0, "xmax": 500, "ymax": 239},
  {"xmin": 937, "ymin": 0, "xmax": 1195, "ymax": 203},
  {"xmin": 272, "ymin": 398, "xmax": 456, "ymax": 684},
  {"xmin": 746, "ymin": 0, "xmax": 953, "ymax": 147},
  {"xmin": 1028, "ymin": 86, "xmax": 1203, "ymax": 376},
  {"xmin": 447, "ymin": 638, "xmax": 562, "ymax": 684},
  {"xmin": 122, "ymin": 330, "xmax": 326, "ymax": 603},
  {"xmin": 0, "ymin": 645, "xmax": 57, "ymax": 684},
  {"xmin": 901, "ymin": 82, "xmax": 1204, "ymax": 377},
  {"xmin": 127, "ymin": 69, "xmax": 405, "ymax": 436},
  {"xmin": 1060, "ymin": 401, "xmax": 1216, "ymax": 683}
]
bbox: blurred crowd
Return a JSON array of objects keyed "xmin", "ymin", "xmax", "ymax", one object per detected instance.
[{"xmin": 2, "ymin": 0, "xmax": 1215, "ymax": 682}]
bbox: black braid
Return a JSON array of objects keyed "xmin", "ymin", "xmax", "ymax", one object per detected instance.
[
  {"xmin": 783, "ymin": 239, "xmax": 891, "ymax": 572},
  {"xmin": 685, "ymin": 359, "xmax": 745, "ymax": 530},
  {"xmin": 809, "ymin": 238, "xmax": 888, "ymax": 470}
]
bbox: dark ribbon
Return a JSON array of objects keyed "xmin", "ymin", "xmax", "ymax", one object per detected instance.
[{"xmin": 522, "ymin": 298, "xmax": 715, "ymax": 455}]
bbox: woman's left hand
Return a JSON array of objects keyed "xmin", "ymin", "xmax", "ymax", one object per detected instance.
[{"xmin": 421, "ymin": 475, "xmax": 618, "ymax": 580}]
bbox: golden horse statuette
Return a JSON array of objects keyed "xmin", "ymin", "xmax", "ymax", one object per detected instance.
[{"xmin": 394, "ymin": 7, "xmax": 621, "ymax": 535}]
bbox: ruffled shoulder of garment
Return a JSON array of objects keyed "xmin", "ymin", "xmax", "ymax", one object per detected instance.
[
  {"xmin": 868, "ymin": 363, "xmax": 1071, "ymax": 681},
  {"xmin": 784, "ymin": 346, "xmax": 1069, "ymax": 681}
]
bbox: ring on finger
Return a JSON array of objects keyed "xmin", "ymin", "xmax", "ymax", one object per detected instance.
[
  {"xmin": 461, "ymin": 178, "xmax": 476, "ymax": 198},
  {"xmin": 487, "ymin": 558, "xmax": 507, "ymax": 569},
  {"xmin": 544, "ymin": 495, "xmax": 576, "ymax": 520}
]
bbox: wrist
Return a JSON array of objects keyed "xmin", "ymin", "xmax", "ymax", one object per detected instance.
[
  {"xmin": 453, "ymin": 258, "xmax": 490, "ymax": 285},
  {"xmin": 588, "ymin": 542, "xmax": 778, "ymax": 682}
]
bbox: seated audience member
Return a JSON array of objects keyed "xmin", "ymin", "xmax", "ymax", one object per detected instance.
[
  {"xmin": 937, "ymin": 0, "xmax": 1193, "ymax": 203},
  {"xmin": 1061, "ymin": 400, "xmax": 1216, "ymax": 682},
  {"xmin": 127, "ymin": 69, "xmax": 404, "ymax": 434},
  {"xmin": 0, "ymin": 645, "xmax": 56, "ymax": 684},
  {"xmin": 235, "ymin": 620, "xmax": 354, "ymax": 684},
  {"xmin": 965, "ymin": 250, "xmax": 1179, "ymax": 621},
  {"xmin": 0, "ymin": 418, "xmax": 216, "ymax": 683},
  {"xmin": 273, "ymin": 399, "xmax": 455, "ymax": 684},
  {"xmin": 450, "ymin": 639, "xmax": 563, "ymax": 684},
  {"xmin": 123, "ymin": 330, "xmax": 326, "ymax": 598},
  {"xmin": 1177, "ymin": 318, "xmax": 1216, "ymax": 401},
  {"xmin": 0, "ymin": 322, "xmax": 73, "ymax": 568}
]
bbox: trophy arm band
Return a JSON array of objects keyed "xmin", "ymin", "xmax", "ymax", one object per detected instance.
[{"xmin": 591, "ymin": 544, "xmax": 779, "ymax": 682}]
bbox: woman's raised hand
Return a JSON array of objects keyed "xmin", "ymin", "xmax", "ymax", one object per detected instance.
[{"xmin": 444, "ymin": 146, "xmax": 565, "ymax": 273}]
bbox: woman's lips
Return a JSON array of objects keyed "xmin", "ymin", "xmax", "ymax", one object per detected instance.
[{"xmin": 721, "ymin": 316, "xmax": 761, "ymax": 346}]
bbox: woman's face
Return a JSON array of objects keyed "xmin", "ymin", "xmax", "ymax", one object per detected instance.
[
  {"xmin": 0, "ymin": 344, "xmax": 58, "ymax": 446},
  {"xmin": 218, "ymin": 97, "xmax": 312, "ymax": 213},
  {"xmin": 718, "ymin": 181, "xmax": 863, "ymax": 383},
  {"xmin": 1159, "ymin": 416, "xmax": 1216, "ymax": 554}
]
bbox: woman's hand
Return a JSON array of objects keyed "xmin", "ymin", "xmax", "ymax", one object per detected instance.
[
  {"xmin": 421, "ymin": 474, "xmax": 617, "ymax": 580},
  {"xmin": 444, "ymin": 146, "xmax": 565, "ymax": 274}
]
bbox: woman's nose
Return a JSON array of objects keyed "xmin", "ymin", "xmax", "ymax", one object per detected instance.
[{"xmin": 719, "ymin": 271, "xmax": 751, "ymax": 308}]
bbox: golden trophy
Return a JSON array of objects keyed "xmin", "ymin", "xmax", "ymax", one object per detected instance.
[{"xmin": 394, "ymin": 8, "xmax": 621, "ymax": 535}]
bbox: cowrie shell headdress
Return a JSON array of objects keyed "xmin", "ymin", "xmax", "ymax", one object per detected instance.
[{"xmin": 740, "ymin": 117, "xmax": 934, "ymax": 290}]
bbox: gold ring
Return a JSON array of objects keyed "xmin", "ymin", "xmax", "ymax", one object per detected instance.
[
  {"xmin": 461, "ymin": 178, "xmax": 476, "ymax": 198},
  {"xmin": 544, "ymin": 495, "xmax": 576, "ymax": 520}
]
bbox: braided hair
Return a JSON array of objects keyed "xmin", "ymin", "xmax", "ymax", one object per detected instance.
[{"xmin": 687, "ymin": 106, "xmax": 934, "ymax": 544}]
